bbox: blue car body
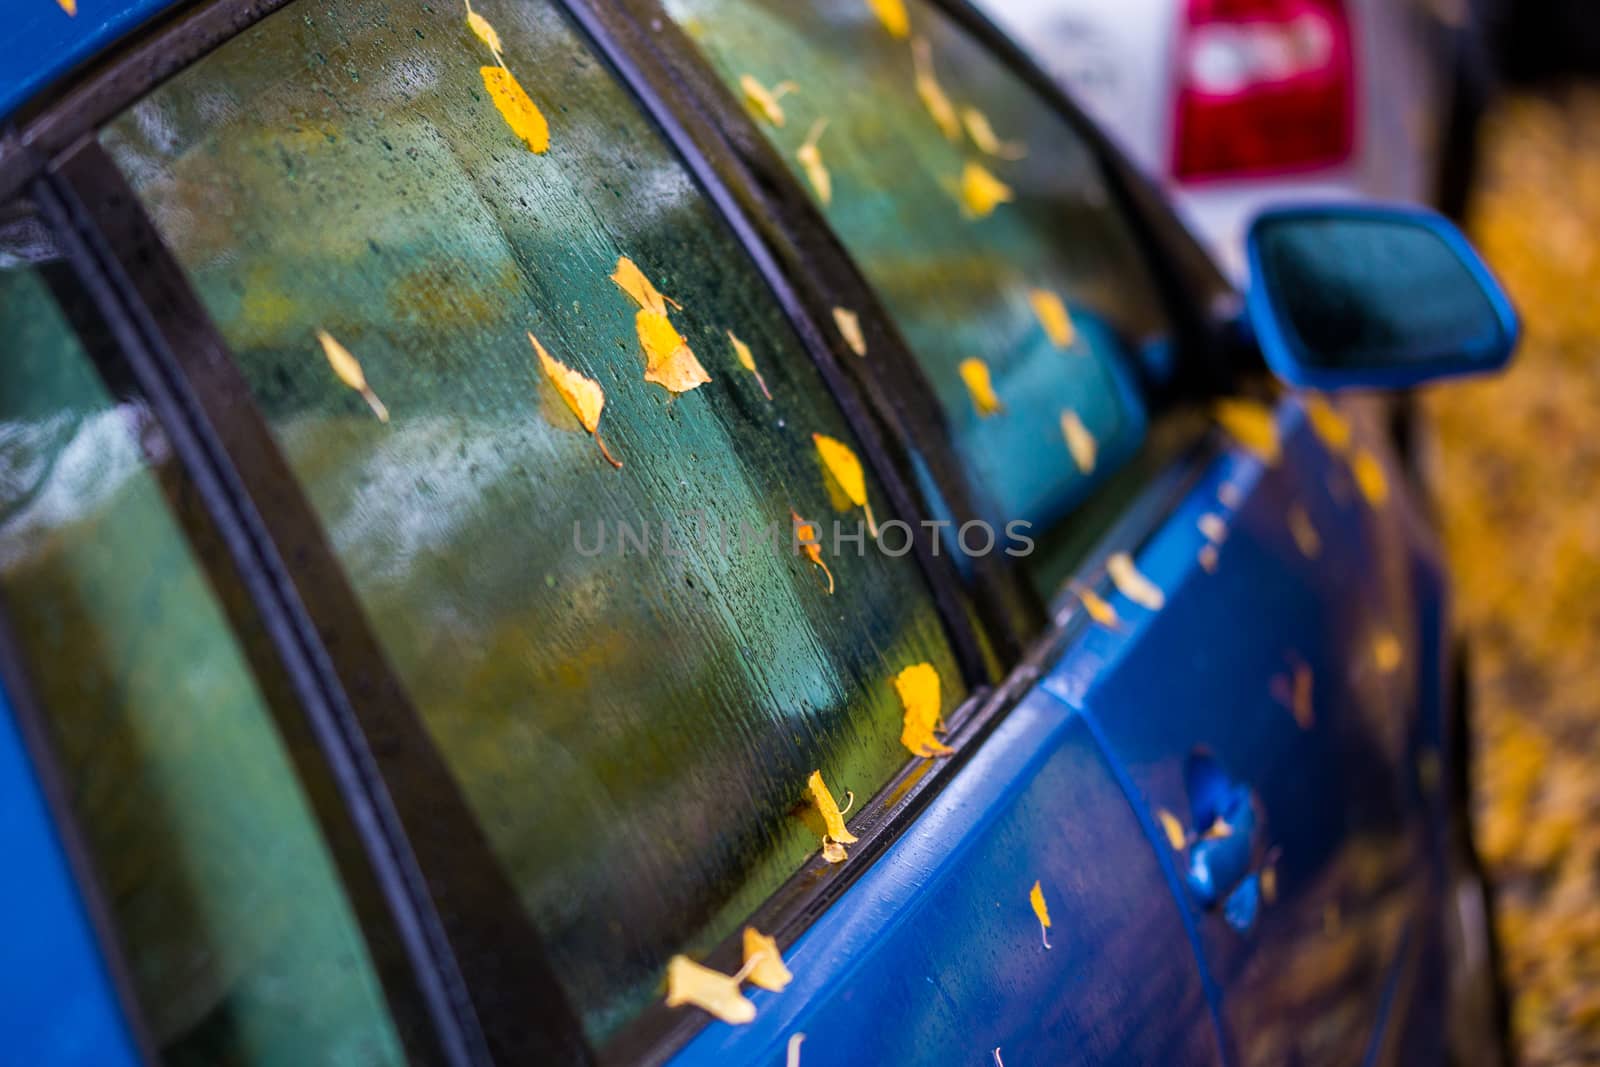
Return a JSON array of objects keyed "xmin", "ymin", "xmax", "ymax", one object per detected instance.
[{"xmin": 0, "ymin": 4, "xmax": 1498, "ymax": 1065}]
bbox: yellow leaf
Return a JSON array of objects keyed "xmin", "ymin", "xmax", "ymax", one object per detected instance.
[
  {"xmin": 1352, "ymin": 449, "xmax": 1389, "ymax": 507},
  {"xmin": 832, "ymin": 306, "xmax": 866, "ymax": 357},
  {"xmin": 1027, "ymin": 288, "xmax": 1075, "ymax": 349},
  {"xmin": 958, "ymin": 161, "xmax": 1014, "ymax": 219},
  {"xmin": 316, "ymin": 329, "xmax": 389, "ymax": 423},
  {"xmin": 1303, "ymin": 394, "xmax": 1352, "ymax": 453},
  {"xmin": 1198, "ymin": 513, "xmax": 1228, "ymax": 544},
  {"xmin": 480, "ymin": 65, "xmax": 549, "ymax": 154},
  {"xmin": 1107, "ymin": 551, "xmax": 1165, "ymax": 611},
  {"xmin": 739, "ymin": 74, "xmax": 796, "ymax": 127},
  {"xmin": 1214, "ymin": 398, "xmax": 1281, "ymax": 464},
  {"xmin": 1287, "ymin": 503, "xmax": 1321, "ymax": 559},
  {"xmin": 896, "ymin": 662, "xmax": 952, "ymax": 758},
  {"xmin": 792, "ymin": 510, "xmax": 834, "ymax": 594},
  {"xmin": 728, "ymin": 330, "xmax": 772, "ymax": 400},
  {"xmin": 788, "ymin": 1033, "xmax": 806, "ymax": 1067},
  {"xmin": 610, "ymin": 255, "xmax": 680, "ymax": 317},
  {"xmin": 57, "ymin": 0, "xmax": 76, "ymax": 14},
  {"xmin": 1261, "ymin": 864, "xmax": 1278, "ymax": 904},
  {"xmin": 1070, "ymin": 581, "xmax": 1120, "ymax": 628},
  {"xmin": 808, "ymin": 769, "xmax": 858, "ymax": 845},
  {"xmin": 741, "ymin": 927, "xmax": 793, "ymax": 992},
  {"xmin": 961, "ymin": 106, "xmax": 1025, "ymax": 159},
  {"xmin": 797, "ymin": 119, "xmax": 832, "ymax": 205},
  {"xmin": 529, "ymin": 332, "xmax": 621, "ymax": 468},
  {"xmin": 1374, "ymin": 631, "xmax": 1403, "ymax": 674},
  {"xmin": 664, "ymin": 955, "xmax": 756, "ymax": 1024},
  {"xmin": 820, "ymin": 839, "xmax": 848, "ymax": 864},
  {"xmin": 1060, "ymin": 410, "xmax": 1097, "ymax": 474},
  {"xmin": 1157, "ymin": 808, "xmax": 1187, "ymax": 851},
  {"xmin": 1029, "ymin": 880, "xmax": 1052, "ymax": 950},
  {"xmin": 1198, "ymin": 543, "xmax": 1220, "ymax": 573},
  {"xmin": 1218, "ymin": 482, "xmax": 1243, "ymax": 509},
  {"xmin": 812, "ymin": 432, "xmax": 877, "ymax": 536},
  {"xmin": 466, "ymin": 9, "xmax": 503, "ymax": 58},
  {"xmin": 866, "ymin": 0, "xmax": 910, "ymax": 37},
  {"xmin": 959, "ymin": 357, "xmax": 1004, "ymax": 417},
  {"xmin": 636, "ymin": 310, "xmax": 712, "ymax": 394},
  {"xmin": 911, "ymin": 38, "xmax": 961, "ymax": 141}
]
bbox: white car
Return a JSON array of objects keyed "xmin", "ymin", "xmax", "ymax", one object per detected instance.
[{"xmin": 979, "ymin": 0, "xmax": 1490, "ymax": 278}]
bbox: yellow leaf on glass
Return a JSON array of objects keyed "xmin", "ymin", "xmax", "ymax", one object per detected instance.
[
  {"xmin": 1060, "ymin": 410, "xmax": 1097, "ymax": 474},
  {"xmin": 1352, "ymin": 449, "xmax": 1389, "ymax": 507},
  {"xmin": 1029, "ymin": 880, "xmax": 1053, "ymax": 950},
  {"xmin": 808, "ymin": 769, "xmax": 858, "ymax": 845},
  {"xmin": 529, "ymin": 332, "xmax": 621, "ymax": 468},
  {"xmin": 958, "ymin": 161, "xmax": 1014, "ymax": 219},
  {"xmin": 1107, "ymin": 551, "xmax": 1165, "ymax": 611},
  {"xmin": 792, "ymin": 510, "xmax": 834, "ymax": 594},
  {"xmin": 729, "ymin": 330, "xmax": 772, "ymax": 400},
  {"xmin": 911, "ymin": 37, "xmax": 961, "ymax": 141},
  {"xmin": 797, "ymin": 119, "xmax": 832, "ymax": 205},
  {"xmin": 480, "ymin": 65, "xmax": 549, "ymax": 153},
  {"xmin": 896, "ymin": 662, "xmax": 952, "ymax": 758},
  {"xmin": 1303, "ymin": 394, "xmax": 1352, "ymax": 454},
  {"xmin": 959, "ymin": 357, "xmax": 1004, "ymax": 417},
  {"xmin": 742, "ymin": 927, "xmax": 793, "ymax": 992},
  {"xmin": 1288, "ymin": 503, "xmax": 1321, "ymax": 558},
  {"xmin": 610, "ymin": 255, "xmax": 680, "ymax": 317},
  {"xmin": 832, "ymin": 305, "xmax": 866, "ymax": 357},
  {"xmin": 1028, "ymin": 288, "xmax": 1075, "ymax": 349},
  {"xmin": 962, "ymin": 106, "xmax": 1026, "ymax": 159},
  {"xmin": 866, "ymin": 0, "xmax": 910, "ymax": 37},
  {"xmin": 466, "ymin": 9, "xmax": 503, "ymax": 58},
  {"xmin": 739, "ymin": 74, "xmax": 797, "ymax": 127},
  {"xmin": 1070, "ymin": 582, "xmax": 1120, "ymax": 628},
  {"xmin": 812, "ymin": 432, "xmax": 877, "ymax": 535},
  {"xmin": 1214, "ymin": 398, "xmax": 1281, "ymax": 464},
  {"xmin": 664, "ymin": 955, "xmax": 757, "ymax": 1024},
  {"xmin": 316, "ymin": 329, "xmax": 389, "ymax": 423},
  {"xmin": 635, "ymin": 310, "xmax": 711, "ymax": 394},
  {"xmin": 1158, "ymin": 808, "xmax": 1187, "ymax": 851}
]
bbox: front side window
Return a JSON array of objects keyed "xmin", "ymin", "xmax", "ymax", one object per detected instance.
[
  {"xmin": 665, "ymin": 0, "xmax": 1171, "ymax": 558},
  {"xmin": 101, "ymin": 0, "xmax": 965, "ymax": 1041},
  {"xmin": 0, "ymin": 211, "xmax": 403, "ymax": 1064}
]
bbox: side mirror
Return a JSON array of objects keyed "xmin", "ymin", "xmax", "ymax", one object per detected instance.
[{"xmin": 1245, "ymin": 204, "xmax": 1519, "ymax": 390}]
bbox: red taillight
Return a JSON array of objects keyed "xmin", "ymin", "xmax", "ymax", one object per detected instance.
[{"xmin": 1173, "ymin": 0, "xmax": 1355, "ymax": 182}]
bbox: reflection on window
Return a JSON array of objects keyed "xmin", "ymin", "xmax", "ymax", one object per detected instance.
[
  {"xmin": 0, "ymin": 219, "xmax": 402, "ymax": 1064},
  {"xmin": 102, "ymin": 0, "xmax": 965, "ymax": 1040},
  {"xmin": 666, "ymin": 0, "xmax": 1168, "ymax": 541}
]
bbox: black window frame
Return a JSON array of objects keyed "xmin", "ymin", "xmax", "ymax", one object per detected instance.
[{"xmin": 0, "ymin": 0, "xmax": 1241, "ymax": 1062}]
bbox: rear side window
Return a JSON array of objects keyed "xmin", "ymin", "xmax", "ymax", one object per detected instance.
[
  {"xmin": 0, "ymin": 216, "xmax": 403, "ymax": 1063},
  {"xmin": 665, "ymin": 0, "xmax": 1170, "ymax": 542},
  {"xmin": 100, "ymin": 0, "xmax": 965, "ymax": 1041}
]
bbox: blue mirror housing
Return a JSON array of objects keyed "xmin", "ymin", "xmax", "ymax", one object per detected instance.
[{"xmin": 1245, "ymin": 203, "xmax": 1520, "ymax": 391}]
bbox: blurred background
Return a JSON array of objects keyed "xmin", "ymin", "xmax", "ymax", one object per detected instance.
[{"xmin": 975, "ymin": 0, "xmax": 1600, "ymax": 1060}]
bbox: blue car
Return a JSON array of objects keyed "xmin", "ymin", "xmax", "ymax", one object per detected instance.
[{"xmin": 0, "ymin": 0, "xmax": 1516, "ymax": 1064}]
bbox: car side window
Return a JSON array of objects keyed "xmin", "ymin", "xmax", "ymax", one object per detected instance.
[
  {"xmin": 0, "ymin": 213, "xmax": 404, "ymax": 1064},
  {"xmin": 665, "ymin": 0, "xmax": 1173, "ymax": 559},
  {"xmin": 99, "ymin": 0, "xmax": 967, "ymax": 1042}
]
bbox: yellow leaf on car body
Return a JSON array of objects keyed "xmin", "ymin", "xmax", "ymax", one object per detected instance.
[
  {"xmin": 896, "ymin": 662, "xmax": 952, "ymax": 758},
  {"xmin": 1304, "ymin": 394, "xmax": 1352, "ymax": 453},
  {"xmin": 912, "ymin": 37, "xmax": 962, "ymax": 140},
  {"xmin": 635, "ymin": 310, "xmax": 712, "ymax": 394},
  {"xmin": 1061, "ymin": 410, "xmax": 1097, "ymax": 474},
  {"xmin": 813, "ymin": 433, "xmax": 877, "ymax": 535},
  {"xmin": 664, "ymin": 955, "xmax": 757, "ymax": 1024},
  {"xmin": 958, "ymin": 161, "xmax": 1014, "ymax": 219},
  {"xmin": 741, "ymin": 927, "xmax": 793, "ymax": 992},
  {"xmin": 57, "ymin": 0, "xmax": 76, "ymax": 15},
  {"xmin": 1352, "ymin": 449, "xmax": 1389, "ymax": 507},
  {"xmin": 808, "ymin": 769, "xmax": 858, "ymax": 848},
  {"xmin": 1158, "ymin": 808, "xmax": 1187, "ymax": 851},
  {"xmin": 1215, "ymin": 398, "xmax": 1281, "ymax": 464},
  {"xmin": 1029, "ymin": 880, "xmax": 1053, "ymax": 949},
  {"xmin": 959, "ymin": 358, "xmax": 1004, "ymax": 417},
  {"xmin": 1107, "ymin": 551, "xmax": 1165, "ymax": 611},
  {"xmin": 797, "ymin": 119, "xmax": 833, "ymax": 205},
  {"xmin": 316, "ymin": 329, "xmax": 389, "ymax": 423},
  {"xmin": 729, "ymin": 330, "xmax": 772, "ymax": 400},
  {"xmin": 480, "ymin": 65, "xmax": 549, "ymax": 153},
  {"xmin": 739, "ymin": 74, "xmax": 797, "ymax": 127},
  {"xmin": 529, "ymin": 332, "xmax": 621, "ymax": 468},
  {"xmin": 962, "ymin": 106, "xmax": 1026, "ymax": 159},
  {"xmin": 832, "ymin": 306, "xmax": 866, "ymax": 357},
  {"xmin": 866, "ymin": 0, "xmax": 910, "ymax": 37},
  {"xmin": 1028, "ymin": 288, "xmax": 1075, "ymax": 349},
  {"xmin": 1070, "ymin": 582, "xmax": 1121, "ymax": 628}
]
